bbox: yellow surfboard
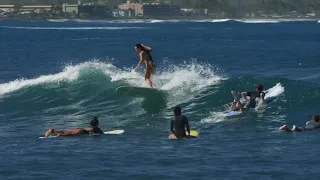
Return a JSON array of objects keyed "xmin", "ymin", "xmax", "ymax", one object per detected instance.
[{"xmin": 168, "ymin": 130, "xmax": 199, "ymax": 140}]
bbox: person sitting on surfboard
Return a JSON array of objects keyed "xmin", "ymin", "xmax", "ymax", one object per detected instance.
[
  {"xmin": 133, "ymin": 44, "xmax": 156, "ymax": 88},
  {"xmin": 230, "ymin": 84, "xmax": 265, "ymax": 111},
  {"xmin": 170, "ymin": 106, "xmax": 193, "ymax": 139},
  {"xmin": 44, "ymin": 117, "xmax": 104, "ymax": 137},
  {"xmin": 241, "ymin": 84, "xmax": 265, "ymax": 108},
  {"xmin": 279, "ymin": 114, "xmax": 320, "ymax": 132}
]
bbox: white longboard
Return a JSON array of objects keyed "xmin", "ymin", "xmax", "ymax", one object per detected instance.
[
  {"xmin": 226, "ymin": 96, "xmax": 278, "ymax": 117},
  {"xmin": 39, "ymin": 130, "xmax": 124, "ymax": 139}
]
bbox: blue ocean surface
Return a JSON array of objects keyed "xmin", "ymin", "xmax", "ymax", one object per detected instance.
[{"xmin": 0, "ymin": 19, "xmax": 320, "ymax": 179}]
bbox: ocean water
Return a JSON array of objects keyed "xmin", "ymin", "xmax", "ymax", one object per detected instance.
[{"xmin": 0, "ymin": 19, "xmax": 320, "ymax": 179}]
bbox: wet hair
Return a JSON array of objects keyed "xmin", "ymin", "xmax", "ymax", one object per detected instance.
[
  {"xmin": 135, "ymin": 44, "xmax": 143, "ymax": 49},
  {"xmin": 90, "ymin": 117, "xmax": 99, "ymax": 126},
  {"xmin": 256, "ymin": 84, "xmax": 264, "ymax": 91},
  {"xmin": 135, "ymin": 44, "xmax": 153, "ymax": 61},
  {"xmin": 313, "ymin": 114, "xmax": 319, "ymax": 122},
  {"xmin": 173, "ymin": 106, "xmax": 181, "ymax": 116}
]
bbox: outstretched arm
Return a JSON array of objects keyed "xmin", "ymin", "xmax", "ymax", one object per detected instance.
[
  {"xmin": 142, "ymin": 44, "xmax": 152, "ymax": 51},
  {"xmin": 134, "ymin": 52, "xmax": 144, "ymax": 71}
]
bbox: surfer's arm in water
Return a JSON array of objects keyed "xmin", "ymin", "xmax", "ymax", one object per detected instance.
[
  {"xmin": 141, "ymin": 44, "xmax": 152, "ymax": 51},
  {"xmin": 170, "ymin": 120, "xmax": 175, "ymax": 134},
  {"xmin": 134, "ymin": 52, "xmax": 144, "ymax": 72}
]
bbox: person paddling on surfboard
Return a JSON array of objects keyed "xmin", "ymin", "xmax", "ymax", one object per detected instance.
[
  {"xmin": 133, "ymin": 44, "xmax": 156, "ymax": 88},
  {"xmin": 170, "ymin": 106, "xmax": 195, "ymax": 139},
  {"xmin": 279, "ymin": 114, "xmax": 320, "ymax": 132},
  {"xmin": 44, "ymin": 117, "xmax": 104, "ymax": 137},
  {"xmin": 230, "ymin": 84, "xmax": 265, "ymax": 111}
]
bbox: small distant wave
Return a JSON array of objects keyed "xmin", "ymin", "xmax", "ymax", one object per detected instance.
[
  {"xmin": 212, "ymin": 19, "xmax": 231, "ymax": 23},
  {"xmin": 0, "ymin": 26, "xmax": 145, "ymax": 30},
  {"xmin": 47, "ymin": 19, "xmax": 70, "ymax": 22},
  {"xmin": 318, "ymin": 20, "xmax": 320, "ymax": 23},
  {"xmin": 235, "ymin": 19, "xmax": 279, "ymax": 23},
  {"xmin": 149, "ymin": 20, "xmax": 165, "ymax": 23}
]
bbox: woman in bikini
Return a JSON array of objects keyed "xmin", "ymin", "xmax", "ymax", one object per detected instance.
[{"xmin": 133, "ymin": 44, "xmax": 156, "ymax": 88}]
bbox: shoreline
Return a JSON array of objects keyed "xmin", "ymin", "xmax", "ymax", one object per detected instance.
[{"xmin": 1, "ymin": 17, "xmax": 319, "ymax": 23}]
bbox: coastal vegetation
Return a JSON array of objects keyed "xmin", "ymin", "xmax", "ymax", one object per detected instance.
[{"xmin": 1, "ymin": 0, "xmax": 319, "ymax": 19}]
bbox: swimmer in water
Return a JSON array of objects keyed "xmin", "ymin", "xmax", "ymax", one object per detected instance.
[
  {"xmin": 133, "ymin": 44, "xmax": 156, "ymax": 88},
  {"xmin": 170, "ymin": 106, "xmax": 195, "ymax": 139},
  {"xmin": 44, "ymin": 117, "xmax": 104, "ymax": 137},
  {"xmin": 279, "ymin": 114, "xmax": 320, "ymax": 132}
]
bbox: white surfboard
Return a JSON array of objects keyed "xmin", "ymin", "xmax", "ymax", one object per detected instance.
[
  {"xmin": 226, "ymin": 96, "xmax": 278, "ymax": 117},
  {"xmin": 116, "ymin": 86, "xmax": 165, "ymax": 98},
  {"xmin": 39, "ymin": 130, "xmax": 124, "ymax": 139}
]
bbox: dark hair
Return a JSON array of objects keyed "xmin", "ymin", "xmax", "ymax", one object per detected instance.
[
  {"xmin": 90, "ymin": 117, "xmax": 99, "ymax": 126},
  {"xmin": 135, "ymin": 44, "xmax": 143, "ymax": 49},
  {"xmin": 173, "ymin": 106, "xmax": 181, "ymax": 115},
  {"xmin": 256, "ymin": 84, "xmax": 264, "ymax": 91},
  {"xmin": 135, "ymin": 44, "xmax": 153, "ymax": 61},
  {"xmin": 313, "ymin": 114, "xmax": 319, "ymax": 122}
]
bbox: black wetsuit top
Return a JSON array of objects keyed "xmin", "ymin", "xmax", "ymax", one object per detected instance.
[
  {"xmin": 245, "ymin": 91, "xmax": 265, "ymax": 108},
  {"xmin": 171, "ymin": 115, "xmax": 190, "ymax": 138},
  {"xmin": 83, "ymin": 127, "xmax": 104, "ymax": 134}
]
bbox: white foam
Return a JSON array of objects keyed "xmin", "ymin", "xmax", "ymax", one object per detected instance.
[
  {"xmin": 149, "ymin": 20, "xmax": 165, "ymax": 23},
  {"xmin": 236, "ymin": 19, "xmax": 279, "ymax": 23},
  {"xmin": 318, "ymin": 20, "xmax": 320, "ymax": 23},
  {"xmin": 0, "ymin": 26, "xmax": 145, "ymax": 30},
  {"xmin": 47, "ymin": 19, "xmax": 70, "ymax": 22},
  {"xmin": 264, "ymin": 83, "xmax": 285, "ymax": 99},
  {"xmin": 212, "ymin": 19, "xmax": 231, "ymax": 23},
  {"xmin": 0, "ymin": 61, "xmax": 113, "ymax": 95},
  {"xmin": 200, "ymin": 111, "xmax": 227, "ymax": 123},
  {"xmin": 0, "ymin": 60, "xmax": 225, "ymax": 98}
]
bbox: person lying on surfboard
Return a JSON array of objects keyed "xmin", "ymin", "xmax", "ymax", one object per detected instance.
[
  {"xmin": 279, "ymin": 114, "xmax": 320, "ymax": 132},
  {"xmin": 133, "ymin": 44, "xmax": 156, "ymax": 88},
  {"xmin": 44, "ymin": 117, "xmax": 104, "ymax": 137},
  {"xmin": 170, "ymin": 106, "xmax": 195, "ymax": 139},
  {"xmin": 230, "ymin": 84, "xmax": 265, "ymax": 112}
]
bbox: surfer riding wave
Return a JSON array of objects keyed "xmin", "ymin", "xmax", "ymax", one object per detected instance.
[{"xmin": 133, "ymin": 44, "xmax": 156, "ymax": 88}]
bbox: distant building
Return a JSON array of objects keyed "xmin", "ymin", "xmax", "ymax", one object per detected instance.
[
  {"xmin": 0, "ymin": 5, "xmax": 14, "ymax": 12},
  {"xmin": 62, "ymin": 4, "xmax": 79, "ymax": 14},
  {"xmin": 105, "ymin": 0, "xmax": 125, "ymax": 9},
  {"xmin": 112, "ymin": 9, "xmax": 133, "ymax": 18},
  {"xmin": 118, "ymin": 1, "xmax": 181, "ymax": 17},
  {"xmin": 118, "ymin": 1, "xmax": 143, "ymax": 16},
  {"xmin": 143, "ymin": 4, "xmax": 181, "ymax": 17},
  {"xmin": 21, "ymin": 6, "xmax": 52, "ymax": 11}
]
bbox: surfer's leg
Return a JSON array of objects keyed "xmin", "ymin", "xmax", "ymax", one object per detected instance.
[
  {"xmin": 230, "ymin": 91, "xmax": 239, "ymax": 110},
  {"xmin": 45, "ymin": 128, "xmax": 83, "ymax": 137},
  {"xmin": 279, "ymin": 124, "xmax": 293, "ymax": 132},
  {"xmin": 186, "ymin": 135, "xmax": 196, "ymax": 139},
  {"xmin": 292, "ymin": 125, "xmax": 304, "ymax": 132},
  {"xmin": 231, "ymin": 100, "xmax": 240, "ymax": 111},
  {"xmin": 231, "ymin": 91, "xmax": 244, "ymax": 112},
  {"xmin": 145, "ymin": 68, "xmax": 153, "ymax": 88},
  {"xmin": 231, "ymin": 91, "xmax": 239, "ymax": 101}
]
